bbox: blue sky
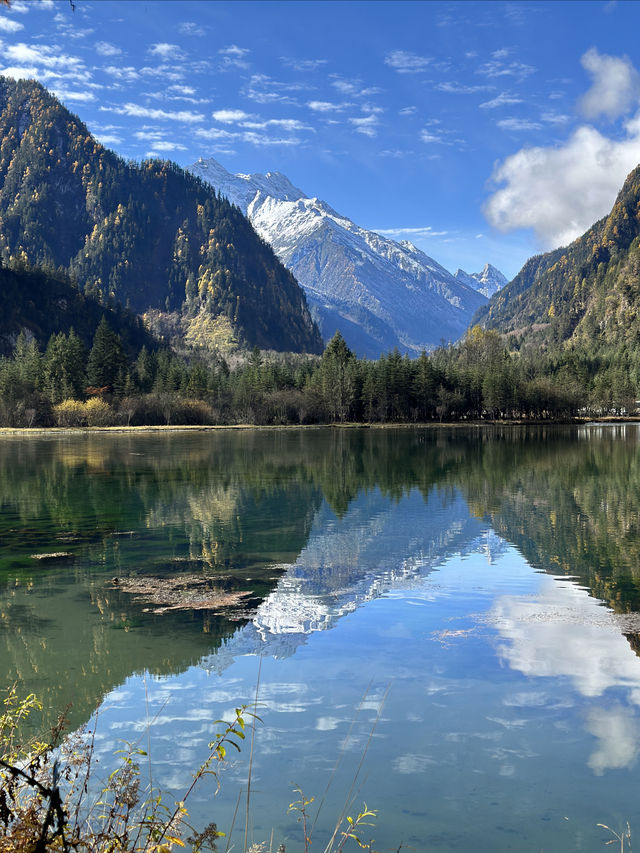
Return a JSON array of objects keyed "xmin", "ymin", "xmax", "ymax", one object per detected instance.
[{"xmin": 2, "ymin": 0, "xmax": 640, "ymax": 278}]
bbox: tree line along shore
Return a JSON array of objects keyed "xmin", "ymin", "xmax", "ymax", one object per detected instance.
[{"xmin": 1, "ymin": 319, "xmax": 637, "ymax": 428}]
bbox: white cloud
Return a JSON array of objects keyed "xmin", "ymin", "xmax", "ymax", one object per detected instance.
[
  {"xmin": 241, "ymin": 131, "xmax": 302, "ymax": 147},
  {"xmin": 497, "ymin": 118, "xmax": 543, "ymax": 131},
  {"xmin": 485, "ymin": 112, "xmax": 640, "ymax": 247},
  {"xmin": 102, "ymin": 103, "xmax": 204, "ymax": 123},
  {"xmin": 385, "ymin": 50, "xmax": 431, "ymax": 73},
  {"xmin": 308, "ymin": 100, "xmax": 350, "ymax": 112},
  {"xmin": 282, "ymin": 57, "xmax": 327, "ymax": 72},
  {"xmin": 540, "ymin": 112, "xmax": 570, "ymax": 125},
  {"xmin": 169, "ymin": 84, "xmax": 195, "ymax": 96},
  {"xmin": 399, "ymin": 106, "xmax": 416, "ymax": 115},
  {"xmin": 147, "ymin": 140, "xmax": 187, "ymax": 152},
  {"xmin": 95, "ymin": 133, "xmax": 123, "ymax": 146},
  {"xmin": 243, "ymin": 73, "xmax": 304, "ymax": 105},
  {"xmin": 0, "ymin": 17, "xmax": 24, "ymax": 33},
  {"xmin": 212, "ymin": 108, "xmax": 253, "ymax": 124},
  {"xmin": 103, "ymin": 66, "xmax": 139, "ymax": 82},
  {"xmin": 375, "ymin": 225, "xmax": 449, "ymax": 238},
  {"xmin": 477, "ymin": 59, "xmax": 535, "ymax": 78},
  {"xmin": 0, "ymin": 65, "xmax": 38, "ymax": 80},
  {"xmin": 420, "ymin": 128, "xmax": 446, "ymax": 143},
  {"xmin": 219, "ymin": 44, "xmax": 250, "ymax": 70},
  {"xmin": 350, "ymin": 114, "xmax": 379, "ymax": 137},
  {"xmin": 578, "ymin": 47, "xmax": 640, "ymax": 120},
  {"xmin": 51, "ymin": 88, "xmax": 96, "ymax": 104},
  {"xmin": 194, "ymin": 127, "xmax": 238, "ymax": 141},
  {"xmin": 179, "ymin": 22, "xmax": 206, "ymax": 36},
  {"xmin": 434, "ymin": 82, "xmax": 492, "ymax": 94},
  {"xmin": 219, "ymin": 44, "xmax": 249, "ymax": 58},
  {"xmin": 95, "ymin": 41, "xmax": 121, "ymax": 57},
  {"xmin": 5, "ymin": 42, "xmax": 86, "ymax": 74},
  {"xmin": 331, "ymin": 76, "xmax": 360, "ymax": 96},
  {"xmin": 148, "ymin": 43, "xmax": 183, "ymax": 61},
  {"xmin": 241, "ymin": 118, "xmax": 312, "ymax": 133},
  {"xmin": 480, "ymin": 92, "xmax": 523, "ymax": 109}
]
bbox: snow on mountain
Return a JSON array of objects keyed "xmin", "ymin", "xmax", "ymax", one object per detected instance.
[
  {"xmin": 189, "ymin": 156, "xmax": 489, "ymax": 358},
  {"xmin": 454, "ymin": 263, "xmax": 508, "ymax": 299}
]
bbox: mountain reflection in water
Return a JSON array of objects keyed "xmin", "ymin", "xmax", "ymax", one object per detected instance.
[{"xmin": 2, "ymin": 426, "xmax": 640, "ymax": 849}]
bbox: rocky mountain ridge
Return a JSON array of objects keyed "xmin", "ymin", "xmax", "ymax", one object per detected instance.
[{"xmin": 190, "ymin": 156, "xmax": 498, "ymax": 358}]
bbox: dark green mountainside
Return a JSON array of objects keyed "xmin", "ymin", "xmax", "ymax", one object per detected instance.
[
  {"xmin": 0, "ymin": 77, "xmax": 322, "ymax": 354},
  {"xmin": 0, "ymin": 261, "xmax": 155, "ymax": 357},
  {"xmin": 475, "ymin": 164, "xmax": 640, "ymax": 351}
]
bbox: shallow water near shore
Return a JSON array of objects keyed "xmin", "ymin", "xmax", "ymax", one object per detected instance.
[{"xmin": 1, "ymin": 424, "xmax": 640, "ymax": 850}]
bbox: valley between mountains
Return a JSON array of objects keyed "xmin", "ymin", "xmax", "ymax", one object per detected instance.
[{"xmin": 1, "ymin": 74, "xmax": 640, "ymax": 427}]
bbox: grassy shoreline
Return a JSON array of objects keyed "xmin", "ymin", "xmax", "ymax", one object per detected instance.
[{"xmin": 0, "ymin": 416, "xmax": 638, "ymax": 436}]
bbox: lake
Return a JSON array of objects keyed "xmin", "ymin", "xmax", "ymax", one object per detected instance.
[{"xmin": 1, "ymin": 425, "xmax": 640, "ymax": 851}]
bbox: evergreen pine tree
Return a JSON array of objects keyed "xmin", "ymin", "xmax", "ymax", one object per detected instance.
[{"xmin": 86, "ymin": 316, "xmax": 126, "ymax": 390}]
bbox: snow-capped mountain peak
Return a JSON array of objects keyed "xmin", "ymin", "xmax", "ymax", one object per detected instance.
[
  {"xmin": 192, "ymin": 157, "xmax": 306, "ymax": 208},
  {"xmin": 454, "ymin": 263, "xmax": 508, "ymax": 299},
  {"xmin": 190, "ymin": 156, "xmax": 491, "ymax": 357}
]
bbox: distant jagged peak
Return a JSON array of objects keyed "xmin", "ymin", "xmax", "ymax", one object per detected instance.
[{"xmin": 454, "ymin": 263, "xmax": 507, "ymax": 298}]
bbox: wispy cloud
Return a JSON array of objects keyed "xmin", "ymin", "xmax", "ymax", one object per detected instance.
[
  {"xmin": 148, "ymin": 43, "xmax": 184, "ymax": 61},
  {"xmin": 480, "ymin": 92, "xmax": 523, "ymax": 109},
  {"xmin": 144, "ymin": 83, "xmax": 208, "ymax": 104},
  {"xmin": 243, "ymin": 73, "xmax": 304, "ymax": 105},
  {"xmin": 103, "ymin": 65, "xmax": 140, "ymax": 83},
  {"xmin": 241, "ymin": 118, "xmax": 313, "ymax": 132},
  {"xmin": 101, "ymin": 103, "xmax": 205, "ymax": 123},
  {"xmin": 540, "ymin": 111, "xmax": 571, "ymax": 125},
  {"xmin": 179, "ymin": 22, "xmax": 206, "ymax": 37},
  {"xmin": 5, "ymin": 42, "xmax": 87, "ymax": 75},
  {"xmin": 385, "ymin": 50, "xmax": 431, "ymax": 73},
  {"xmin": 434, "ymin": 82, "xmax": 492, "ymax": 94},
  {"xmin": 497, "ymin": 117, "xmax": 542, "ymax": 131},
  {"xmin": 477, "ymin": 59, "xmax": 536, "ymax": 79},
  {"xmin": 329, "ymin": 75, "xmax": 382, "ymax": 98},
  {"xmin": 194, "ymin": 127, "xmax": 237, "ymax": 142},
  {"xmin": 375, "ymin": 225, "xmax": 450, "ymax": 238},
  {"xmin": 219, "ymin": 44, "xmax": 250, "ymax": 70},
  {"xmin": 281, "ymin": 57, "xmax": 327, "ymax": 72},
  {"xmin": 349, "ymin": 113, "xmax": 379, "ymax": 137},
  {"xmin": 212, "ymin": 108, "xmax": 253, "ymax": 124},
  {"xmin": 50, "ymin": 87, "xmax": 96, "ymax": 104},
  {"xmin": 307, "ymin": 100, "xmax": 351, "ymax": 112},
  {"xmin": 95, "ymin": 133, "xmax": 123, "ymax": 147},
  {"xmin": 420, "ymin": 127, "xmax": 447, "ymax": 143},
  {"xmin": 146, "ymin": 140, "xmax": 187, "ymax": 153},
  {"xmin": 95, "ymin": 41, "xmax": 121, "ymax": 57}
]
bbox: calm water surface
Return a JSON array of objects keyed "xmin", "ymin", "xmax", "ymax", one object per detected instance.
[{"xmin": 1, "ymin": 425, "xmax": 640, "ymax": 851}]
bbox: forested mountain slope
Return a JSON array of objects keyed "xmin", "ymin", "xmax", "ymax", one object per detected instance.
[
  {"xmin": 0, "ymin": 261, "xmax": 154, "ymax": 357},
  {"xmin": 475, "ymin": 164, "xmax": 640, "ymax": 351},
  {"xmin": 0, "ymin": 77, "xmax": 322, "ymax": 354}
]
